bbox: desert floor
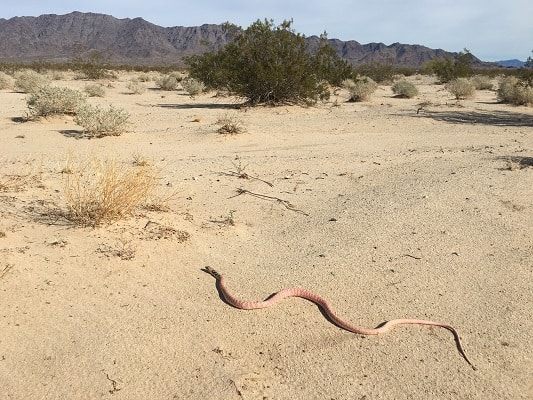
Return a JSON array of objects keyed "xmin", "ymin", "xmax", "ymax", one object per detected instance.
[{"xmin": 1, "ymin": 73, "xmax": 532, "ymax": 399}]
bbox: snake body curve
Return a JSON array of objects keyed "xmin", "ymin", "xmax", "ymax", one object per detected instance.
[{"xmin": 204, "ymin": 266, "xmax": 476, "ymax": 370}]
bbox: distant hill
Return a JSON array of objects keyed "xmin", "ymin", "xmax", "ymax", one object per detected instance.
[
  {"xmin": 496, "ymin": 59, "xmax": 525, "ymax": 68},
  {"xmin": 0, "ymin": 11, "xmax": 485, "ymax": 68}
]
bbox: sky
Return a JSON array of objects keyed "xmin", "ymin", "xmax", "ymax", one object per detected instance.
[{"xmin": 1, "ymin": 0, "xmax": 531, "ymax": 62}]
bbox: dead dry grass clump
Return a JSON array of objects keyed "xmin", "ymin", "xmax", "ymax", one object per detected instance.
[
  {"xmin": 63, "ymin": 157, "xmax": 159, "ymax": 227},
  {"xmin": 216, "ymin": 114, "xmax": 245, "ymax": 135}
]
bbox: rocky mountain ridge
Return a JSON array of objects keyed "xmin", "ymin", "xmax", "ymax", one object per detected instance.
[{"xmin": 0, "ymin": 11, "xmax": 480, "ymax": 67}]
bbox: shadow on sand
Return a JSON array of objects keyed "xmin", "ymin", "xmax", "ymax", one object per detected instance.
[{"xmin": 417, "ymin": 109, "xmax": 533, "ymax": 127}]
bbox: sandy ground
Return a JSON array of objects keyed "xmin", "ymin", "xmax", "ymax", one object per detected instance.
[{"xmin": 0, "ymin": 72, "xmax": 532, "ymax": 399}]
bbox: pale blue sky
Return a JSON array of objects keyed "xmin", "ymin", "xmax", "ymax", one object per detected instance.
[{"xmin": 1, "ymin": 0, "xmax": 531, "ymax": 61}]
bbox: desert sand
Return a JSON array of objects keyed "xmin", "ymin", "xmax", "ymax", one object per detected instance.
[{"xmin": 0, "ymin": 73, "xmax": 532, "ymax": 399}]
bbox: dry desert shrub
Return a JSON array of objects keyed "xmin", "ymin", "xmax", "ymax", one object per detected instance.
[
  {"xmin": 343, "ymin": 77, "xmax": 378, "ymax": 102},
  {"xmin": 63, "ymin": 157, "xmax": 159, "ymax": 227},
  {"xmin": 14, "ymin": 70, "xmax": 51, "ymax": 93},
  {"xmin": 391, "ymin": 79, "xmax": 419, "ymax": 98},
  {"xmin": 0, "ymin": 72, "xmax": 13, "ymax": 90},
  {"xmin": 216, "ymin": 114, "xmax": 245, "ymax": 134},
  {"xmin": 471, "ymin": 75, "xmax": 493, "ymax": 90},
  {"xmin": 84, "ymin": 83, "xmax": 106, "ymax": 97},
  {"xmin": 445, "ymin": 78, "xmax": 476, "ymax": 100},
  {"xmin": 182, "ymin": 77, "xmax": 206, "ymax": 96},
  {"xmin": 126, "ymin": 79, "xmax": 146, "ymax": 94},
  {"xmin": 155, "ymin": 74, "xmax": 179, "ymax": 91},
  {"xmin": 26, "ymin": 86, "xmax": 87, "ymax": 118},
  {"xmin": 497, "ymin": 76, "xmax": 533, "ymax": 106},
  {"xmin": 74, "ymin": 104, "xmax": 130, "ymax": 137}
]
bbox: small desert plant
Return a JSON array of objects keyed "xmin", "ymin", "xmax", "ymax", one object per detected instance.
[
  {"xmin": 0, "ymin": 72, "xmax": 13, "ymax": 90},
  {"xmin": 497, "ymin": 76, "xmax": 533, "ymax": 105},
  {"xmin": 423, "ymin": 49, "xmax": 474, "ymax": 83},
  {"xmin": 74, "ymin": 104, "xmax": 130, "ymax": 137},
  {"xmin": 14, "ymin": 70, "xmax": 50, "ymax": 93},
  {"xmin": 137, "ymin": 72, "xmax": 153, "ymax": 82},
  {"xmin": 445, "ymin": 78, "xmax": 476, "ymax": 99},
  {"xmin": 26, "ymin": 86, "xmax": 87, "ymax": 118},
  {"xmin": 391, "ymin": 79, "xmax": 419, "ymax": 98},
  {"xmin": 217, "ymin": 114, "xmax": 245, "ymax": 134},
  {"xmin": 182, "ymin": 77, "xmax": 206, "ymax": 96},
  {"xmin": 63, "ymin": 157, "xmax": 159, "ymax": 227},
  {"xmin": 126, "ymin": 79, "xmax": 146, "ymax": 94},
  {"xmin": 84, "ymin": 83, "xmax": 106, "ymax": 97},
  {"xmin": 155, "ymin": 74, "xmax": 179, "ymax": 91},
  {"xmin": 471, "ymin": 75, "xmax": 493, "ymax": 90},
  {"xmin": 343, "ymin": 77, "xmax": 378, "ymax": 102}
]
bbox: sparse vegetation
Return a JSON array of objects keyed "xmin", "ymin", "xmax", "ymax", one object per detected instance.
[
  {"xmin": 343, "ymin": 77, "xmax": 378, "ymax": 102},
  {"xmin": 156, "ymin": 74, "xmax": 179, "ymax": 91},
  {"xmin": 84, "ymin": 83, "xmax": 106, "ymax": 97},
  {"xmin": 445, "ymin": 78, "xmax": 476, "ymax": 99},
  {"xmin": 497, "ymin": 76, "xmax": 533, "ymax": 106},
  {"xmin": 186, "ymin": 19, "xmax": 352, "ymax": 105},
  {"xmin": 0, "ymin": 72, "xmax": 13, "ymax": 90},
  {"xmin": 26, "ymin": 86, "xmax": 87, "ymax": 118},
  {"xmin": 63, "ymin": 157, "xmax": 159, "ymax": 227},
  {"xmin": 182, "ymin": 77, "xmax": 206, "ymax": 96},
  {"xmin": 217, "ymin": 114, "xmax": 245, "ymax": 134},
  {"xmin": 471, "ymin": 75, "xmax": 493, "ymax": 90},
  {"xmin": 391, "ymin": 79, "xmax": 419, "ymax": 98},
  {"xmin": 126, "ymin": 79, "xmax": 146, "ymax": 94},
  {"xmin": 14, "ymin": 70, "xmax": 50, "ymax": 93},
  {"xmin": 423, "ymin": 49, "xmax": 474, "ymax": 83},
  {"xmin": 74, "ymin": 104, "xmax": 130, "ymax": 137}
]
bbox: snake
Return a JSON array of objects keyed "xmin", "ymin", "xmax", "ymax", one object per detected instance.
[{"xmin": 203, "ymin": 266, "xmax": 476, "ymax": 370}]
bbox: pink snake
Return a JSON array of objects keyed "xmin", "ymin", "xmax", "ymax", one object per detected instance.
[{"xmin": 204, "ymin": 266, "xmax": 476, "ymax": 370}]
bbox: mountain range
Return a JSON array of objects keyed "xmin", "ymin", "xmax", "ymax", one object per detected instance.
[{"xmin": 0, "ymin": 11, "xmax": 490, "ymax": 68}]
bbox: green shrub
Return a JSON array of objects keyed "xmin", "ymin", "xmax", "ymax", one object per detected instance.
[
  {"xmin": 26, "ymin": 86, "xmax": 87, "ymax": 118},
  {"xmin": 155, "ymin": 75, "xmax": 179, "ymax": 91},
  {"xmin": 471, "ymin": 75, "xmax": 493, "ymax": 90},
  {"xmin": 497, "ymin": 76, "xmax": 533, "ymax": 105},
  {"xmin": 391, "ymin": 79, "xmax": 419, "ymax": 98},
  {"xmin": 343, "ymin": 77, "xmax": 378, "ymax": 102},
  {"xmin": 185, "ymin": 19, "xmax": 352, "ymax": 105},
  {"xmin": 74, "ymin": 104, "xmax": 130, "ymax": 137},
  {"xmin": 423, "ymin": 49, "xmax": 474, "ymax": 83},
  {"xmin": 0, "ymin": 72, "xmax": 12, "ymax": 90},
  {"xmin": 182, "ymin": 77, "xmax": 206, "ymax": 96},
  {"xmin": 84, "ymin": 83, "xmax": 106, "ymax": 97},
  {"xmin": 126, "ymin": 79, "xmax": 146, "ymax": 94},
  {"xmin": 14, "ymin": 70, "xmax": 50, "ymax": 93},
  {"xmin": 445, "ymin": 78, "xmax": 476, "ymax": 99}
]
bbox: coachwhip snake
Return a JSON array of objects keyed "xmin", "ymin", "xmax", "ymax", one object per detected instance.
[{"xmin": 204, "ymin": 266, "xmax": 476, "ymax": 369}]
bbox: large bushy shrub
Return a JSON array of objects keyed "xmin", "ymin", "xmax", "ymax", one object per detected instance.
[
  {"xmin": 26, "ymin": 86, "xmax": 87, "ymax": 117},
  {"xmin": 14, "ymin": 70, "xmax": 50, "ymax": 93},
  {"xmin": 185, "ymin": 19, "xmax": 352, "ymax": 105}
]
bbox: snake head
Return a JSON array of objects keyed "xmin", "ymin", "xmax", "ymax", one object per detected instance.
[{"xmin": 203, "ymin": 266, "xmax": 222, "ymax": 280}]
